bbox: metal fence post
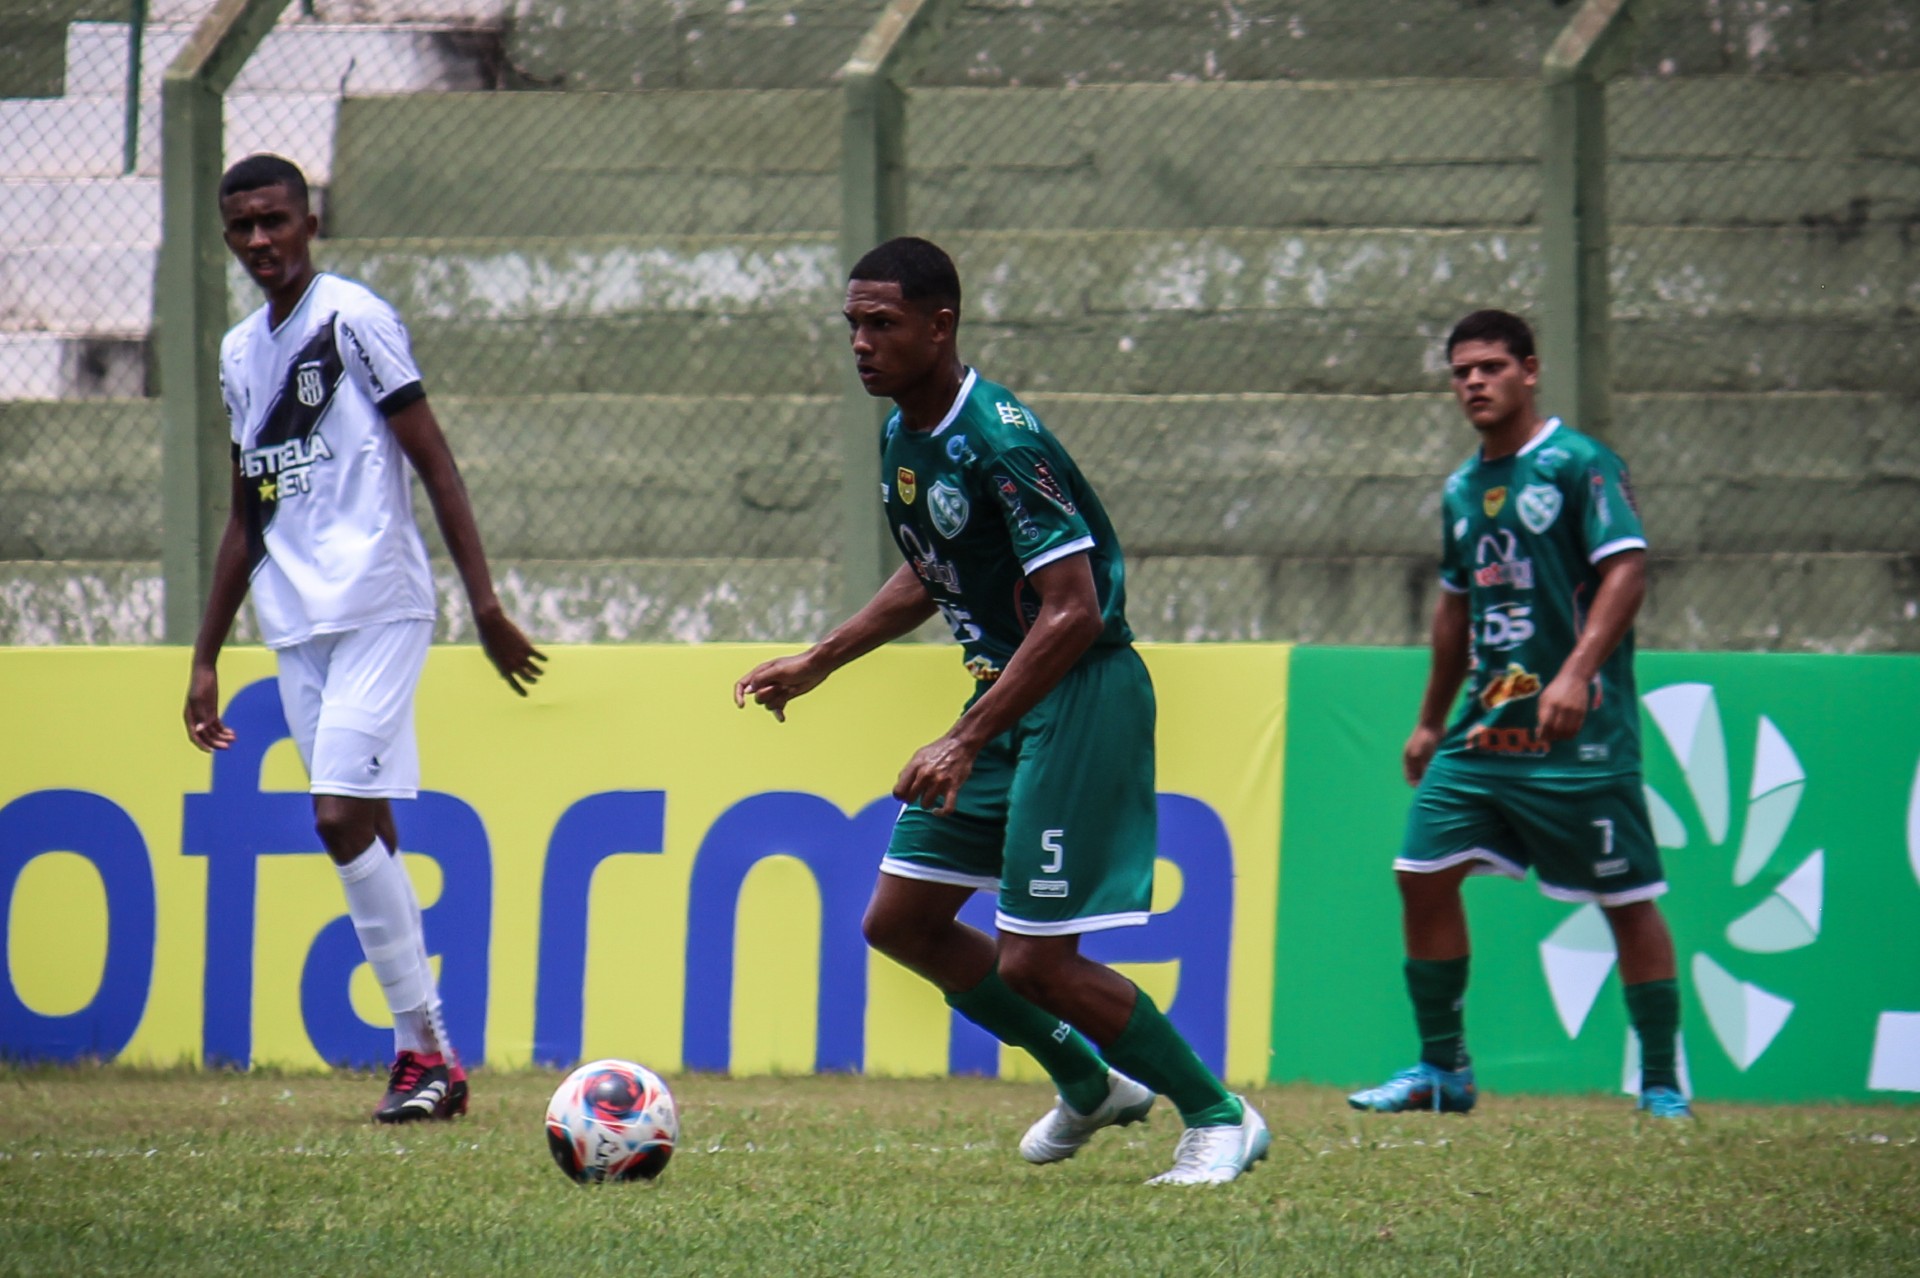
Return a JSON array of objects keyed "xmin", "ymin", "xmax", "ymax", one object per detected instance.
[
  {"xmin": 836, "ymin": 0, "xmax": 958, "ymax": 618},
  {"xmin": 1540, "ymin": 0, "xmax": 1644, "ymax": 440},
  {"xmin": 158, "ymin": 0, "xmax": 290, "ymax": 642}
]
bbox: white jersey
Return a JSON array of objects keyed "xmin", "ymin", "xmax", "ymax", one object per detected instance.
[{"xmin": 221, "ymin": 273, "xmax": 436, "ymax": 649}]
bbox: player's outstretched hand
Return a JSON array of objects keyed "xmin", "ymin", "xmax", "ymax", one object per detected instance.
[
  {"xmin": 184, "ymin": 664, "xmax": 235, "ymax": 753},
  {"xmin": 1402, "ymin": 722, "xmax": 1442, "ymax": 785},
  {"xmin": 475, "ymin": 605, "xmax": 546, "ymax": 696},
  {"xmin": 734, "ymin": 652, "xmax": 827, "ymax": 723},
  {"xmin": 893, "ymin": 736, "xmax": 978, "ymax": 818}
]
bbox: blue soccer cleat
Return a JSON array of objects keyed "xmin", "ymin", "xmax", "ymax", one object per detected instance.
[
  {"xmin": 1636, "ymin": 1086, "xmax": 1693, "ymax": 1119},
  {"xmin": 1347, "ymin": 1062, "xmax": 1478, "ymax": 1114}
]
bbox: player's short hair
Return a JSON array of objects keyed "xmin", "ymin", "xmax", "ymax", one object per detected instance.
[
  {"xmin": 849, "ymin": 237, "xmax": 962, "ymax": 320},
  {"xmin": 218, "ymin": 153, "xmax": 310, "ymax": 212},
  {"xmin": 1447, "ymin": 309, "xmax": 1536, "ymax": 362}
]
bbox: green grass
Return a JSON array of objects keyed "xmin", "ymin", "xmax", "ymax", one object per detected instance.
[{"xmin": 2, "ymin": 1069, "xmax": 1916, "ymax": 1276}]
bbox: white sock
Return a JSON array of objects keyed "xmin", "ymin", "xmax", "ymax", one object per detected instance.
[
  {"xmin": 394, "ymin": 849, "xmax": 452, "ymax": 1061},
  {"xmin": 336, "ymin": 838, "xmax": 434, "ymax": 1055}
]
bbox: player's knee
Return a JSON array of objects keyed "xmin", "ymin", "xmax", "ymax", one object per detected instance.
[
  {"xmin": 313, "ymin": 803, "xmax": 376, "ymax": 861},
  {"xmin": 860, "ymin": 901, "xmax": 917, "ymax": 963},
  {"xmin": 994, "ymin": 946, "xmax": 1061, "ymax": 1007},
  {"xmin": 1396, "ymin": 867, "xmax": 1464, "ymax": 911}
]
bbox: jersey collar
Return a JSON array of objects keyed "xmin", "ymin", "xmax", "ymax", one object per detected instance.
[
  {"xmin": 1517, "ymin": 417, "xmax": 1562, "ymax": 457},
  {"xmin": 927, "ymin": 368, "xmax": 977, "ymax": 438},
  {"xmin": 267, "ymin": 271, "xmax": 325, "ymax": 337}
]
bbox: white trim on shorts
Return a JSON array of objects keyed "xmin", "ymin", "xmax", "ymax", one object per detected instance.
[
  {"xmin": 878, "ymin": 857, "xmax": 1000, "ymax": 893},
  {"xmin": 1394, "ymin": 846, "xmax": 1527, "ymax": 881},
  {"xmin": 994, "ymin": 909, "xmax": 1151, "ymax": 937},
  {"xmin": 1539, "ymin": 879, "xmax": 1670, "ymax": 908}
]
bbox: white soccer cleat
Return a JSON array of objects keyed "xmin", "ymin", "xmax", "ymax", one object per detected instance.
[
  {"xmin": 1146, "ymin": 1098, "xmax": 1271, "ymax": 1186},
  {"xmin": 1019, "ymin": 1069, "xmax": 1156, "ymax": 1164}
]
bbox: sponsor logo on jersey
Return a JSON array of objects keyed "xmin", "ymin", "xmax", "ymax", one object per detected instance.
[
  {"xmin": 993, "ymin": 473, "xmax": 1043, "ymax": 544},
  {"xmin": 241, "ymin": 433, "xmax": 334, "ymax": 502},
  {"xmin": 945, "ymin": 433, "xmax": 973, "ymax": 463},
  {"xmin": 1479, "ymin": 662, "xmax": 1543, "ymax": 710},
  {"xmin": 894, "ymin": 524, "xmax": 959, "ymax": 592},
  {"xmin": 964, "ymin": 654, "xmax": 1002, "ymax": 683},
  {"xmin": 878, "ymin": 482, "xmax": 889, "ymax": 503},
  {"xmin": 1517, "ymin": 483, "xmax": 1563, "ymax": 533},
  {"xmin": 928, "ymin": 480, "xmax": 970, "ymax": 539},
  {"xmin": 1594, "ymin": 857, "xmax": 1630, "ymax": 877},
  {"xmin": 1478, "ymin": 602, "xmax": 1535, "ymax": 651},
  {"xmin": 1465, "ymin": 724, "xmax": 1550, "ymax": 756},
  {"xmin": 1473, "ymin": 529, "xmax": 1534, "ymax": 589},
  {"xmin": 897, "ymin": 467, "xmax": 917, "ymax": 505},
  {"xmin": 1028, "ymin": 879, "xmax": 1069, "ymax": 898},
  {"xmin": 1454, "ymin": 517, "xmax": 1469, "ymax": 541},
  {"xmin": 336, "ymin": 319, "xmax": 386, "ymax": 397},
  {"xmin": 1030, "ymin": 460, "xmax": 1077, "ymax": 515},
  {"xmin": 1484, "ymin": 486, "xmax": 1507, "ymax": 517},
  {"xmin": 996, "ymin": 401, "xmax": 1039, "ymax": 431},
  {"xmin": 1578, "ymin": 743, "xmax": 1611, "ymax": 762},
  {"xmin": 1535, "ymin": 446, "xmax": 1570, "ymax": 467}
]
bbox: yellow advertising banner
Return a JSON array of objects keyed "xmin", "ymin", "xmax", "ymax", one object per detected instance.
[{"xmin": 1, "ymin": 644, "xmax": 1285, "ymax": 1083}]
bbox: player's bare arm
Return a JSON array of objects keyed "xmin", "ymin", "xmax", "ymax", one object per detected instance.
[
  {"xmin": 894, "ymin": 552, "xmax": 1103, "ymax": 817},
  {"xmin": 183, "ymin": 460, "xmax": 257, "ymax": 753},
  {"xmin": 734, "ymin": 562, "xmax": 936, "ymax": 721},
  {"xmin": 1404, "ymin": 588, "xmax": 1471, "ymax": 785},
  {"xmin": 386, "ymin": 398, "xmax": 546, "ymax": 695},
  {"xmin": 1538, "ymin": 548, "xmax": 1646, "ymax": 741}
]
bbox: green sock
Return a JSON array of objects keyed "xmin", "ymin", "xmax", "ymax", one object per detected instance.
[
  {"xmin": 1624, "ymin": 978, "xmax": 1681, "ymax": 1092},
  {"xmin": 946, "ymin": 970, "xmax": 1111, "ymax": 1115},
  {"xmin": 1100, "ymin": 986, "xmax": 1242, "ymax": 1128},
  {"xmin": 1407, "ymin": 956, "xmax": 1470, "ymax": 1071}
]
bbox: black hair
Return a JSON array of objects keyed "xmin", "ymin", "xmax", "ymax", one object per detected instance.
[
  {"xmin": 1446, "ymin": 309, "xmax": 1536, "ymax": 362},
  {"xmin": 849, "ymin": 236, "xmax": 961, "ymax": 319},
  {"xmin": 218, "ymin": 153, "xmax": 310, "ymax": 211}
]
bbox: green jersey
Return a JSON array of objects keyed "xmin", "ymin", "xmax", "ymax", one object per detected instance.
[
  {"xmin": 881, "ymin": 369, "xmax": 1132, "ymax": 682},
  {"xmin": 1433, "ymin": 418, "xmax": 1648, "ymax": 777}
]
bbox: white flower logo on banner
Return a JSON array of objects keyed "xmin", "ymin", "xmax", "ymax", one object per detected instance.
[{"xmin": 1538, "ymin": 683, "xmax": 1823, "ymax": 1083}]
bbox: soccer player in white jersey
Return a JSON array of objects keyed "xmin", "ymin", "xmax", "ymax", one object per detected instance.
[{"xmin": 182, "ymin": 154, "xmax": 545, "ymax": 1123}]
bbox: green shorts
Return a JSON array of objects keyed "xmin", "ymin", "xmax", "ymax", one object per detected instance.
[
  {"xmin": 1398, "ymin": 760, "xmax": 1668, "ymax": 906},
  {"xmin": 882, "ymin": 645, "xmax": 1159, "ymax": 935}
]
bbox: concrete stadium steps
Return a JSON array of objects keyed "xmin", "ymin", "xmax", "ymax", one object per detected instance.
[
  {"xmin": 501, "ymin": 0, "xmax": 1920, "ymax": 92},
  {"xmin": 0, "ymin": 334, "xmax": 147, "ymax": 398},
  {"xmin": 277, "ymin": 227, "xmax": 1919, "ymax": 396},
  {"xmin": 62, "ymin": 21, "xmax": 498, "ymax": 99},
  {"xmin": 327, "ymin": 75, "xmax": 1920, "ymax": 237},
  {"xmin": 0, "ymin": 177, "xmax": 160, "ymax": 247},
  {"xmin": 0, "ymin": 0, "xmax": 118, "ymax": 99},
  {"xmin": 0, "ymin": 92, "xmax": 341, "ymax": 180},
  {"xmin": 4, "ymin": 551, "xmax": 1914, "ymax": 650},
  {"xmin": 7, "ymin": 391, "xmax": 1913, "ymax": 563}
]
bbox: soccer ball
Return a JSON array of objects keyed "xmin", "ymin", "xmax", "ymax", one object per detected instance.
[{"xmin": 544, "ymin": 1059, "xmax": 679, "ymax": 1183}]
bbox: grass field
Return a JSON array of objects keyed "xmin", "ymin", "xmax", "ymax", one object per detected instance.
[{"xmin": 3, "ymin": 1068, "xmax": 1917, "ymax": 1276}]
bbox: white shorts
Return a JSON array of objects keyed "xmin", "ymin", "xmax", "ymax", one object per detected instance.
[{"xmin": 274, "ymin": 620, "xmax": 433, "ymax": 799}]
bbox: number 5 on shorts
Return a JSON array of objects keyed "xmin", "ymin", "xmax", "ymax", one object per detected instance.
[{"xmin": 1041, "ymin": 829, "xmax": 1065, "ymax": 874}]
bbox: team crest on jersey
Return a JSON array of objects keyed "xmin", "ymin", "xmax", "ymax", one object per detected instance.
[
  {"xmin": 295, "ymin": 361, "xmax": 326, "ymax": 407},
  {"xmin": 1517, "ymin": 483, "xmax": 1562, "ymax": 533},
  {"xmin": 928, "ymin": 479, "xmax": 970, "ymax": 539},
  {"xmin": 897, "ymin": 467, "xmax": 917, "ymax": 505},
  {"xmin": 1483, "ymin": 486, "xmax": 1507, "ymax": 517}
]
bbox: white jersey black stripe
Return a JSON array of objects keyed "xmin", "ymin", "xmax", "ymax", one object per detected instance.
[{"xmin": 221, "ymin": 273, "xmax": 436, "ymax": 649}]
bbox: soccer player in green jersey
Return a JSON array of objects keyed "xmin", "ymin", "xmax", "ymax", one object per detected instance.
[
  {"xmin": 734, "ymin": 237, "xmax": 1270, "ymax": 1184},
  {"xmin": 1348, "ymin": 309, "xmax": 1690, "ymax": 1119}
]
